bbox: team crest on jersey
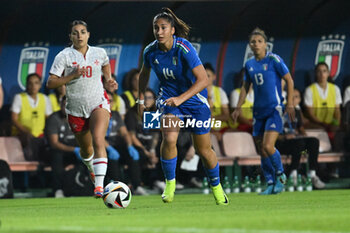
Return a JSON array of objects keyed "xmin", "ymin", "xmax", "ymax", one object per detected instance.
[
  {"xmin": 262, "ymin": 64, "xmax": 268, "ymax": 71},
  {"xmin": 315, "ymin": 35, "xmax": 345, "ymax": 80},
  {"xmin": 172, "ymin": 57, "xmax": 178, "ymax": 66},
  {"xmin": 243, "ymin": 41, "xmax": 273, "ymax": 66},
  {"xmin": 17, "ymin": 47, "xmax": 49, "ymax": 90},
  {"xmin": 97, "ymin": 43, "xmax": 122, "ymax": 75}
]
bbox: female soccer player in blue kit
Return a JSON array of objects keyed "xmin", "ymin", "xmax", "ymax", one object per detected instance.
[
  {"xmin": 232, "ymin": 28, "xmax": 295, "ymax": 195},
  {"xmin": 138, "ymin": 8, "xmax": 229, "ymax": 205}
]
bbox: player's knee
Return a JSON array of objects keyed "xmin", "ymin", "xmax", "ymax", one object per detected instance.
[
  {"xmin": 196, "ymin": 145, "xmax": 213, "ymax": 158},
  {"xmin": 163, "ymin": 135, "xmax": 178, "ymax": 147},
  {"xmin": 263, "ymin": 143, "xmax": 275, "ymax": 155}
]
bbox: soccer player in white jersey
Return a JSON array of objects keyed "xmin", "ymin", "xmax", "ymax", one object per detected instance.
[{"xmin": 47, "ymin": 20, "xmax": 118, "ymax": 198}]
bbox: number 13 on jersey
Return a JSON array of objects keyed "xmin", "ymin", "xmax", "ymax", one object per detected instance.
[{"xmin": 254, "ymin": 73, "xmax": 264, "ymax": 85}]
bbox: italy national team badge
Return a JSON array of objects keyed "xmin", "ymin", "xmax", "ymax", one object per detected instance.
[
  {"xmin": 262, "ymin": 64, "xmax": 268, "ymax": 71},
  {"xmin": 97, "ymin": 43, "xmax": 122, "ymax": 75},
  {"xmin": 172, "ymin": 57, "xmax": 178, "ymax": 66},
  {"xmin": 17, "ymin": 46, "xmax": 49, "ymax": 90},
  {"xmin": 243, "ymin": 39, "xmax": 274, "ymax": 66},
  {"xmin": 315, "ymin": 35, "xmax": 345, "ymax": 80}
]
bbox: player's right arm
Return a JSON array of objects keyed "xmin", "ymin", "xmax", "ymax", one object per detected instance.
[
  {"xmin": 46, "ymin": 52, "xmax": 85, "ymax": 89},
  {"xmin": 137, "ymin": 63, "xmax": 151, "ymax": 116},
  {"xmin": 47, "ymin": 66, "xmax": 84, "ymax": 89}
]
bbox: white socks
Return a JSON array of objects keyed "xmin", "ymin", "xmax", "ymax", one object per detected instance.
[{"xmin": 93, "ymin": 158, "xmax": 108, "ymax": 188}]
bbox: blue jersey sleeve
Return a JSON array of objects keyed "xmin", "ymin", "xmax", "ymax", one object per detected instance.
[
  {"xmin": 143, "ymin": 49, "xmax": 151, "ymax": 68},
  {"xmin": 180, "ymin": 40, "xmax": 202, "ymax": 69},
  {"xmin": 271, "ymin": 54, "xmax": 289, "ymax": 77},
  {"xmin": 244, "ymin": 65, "xmax": 252, "ymax": 83}
]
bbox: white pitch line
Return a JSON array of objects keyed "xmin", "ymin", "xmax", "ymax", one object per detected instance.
[{"xmin": 6, "ymin": 226, "xmax": 350, "ymax": 233}]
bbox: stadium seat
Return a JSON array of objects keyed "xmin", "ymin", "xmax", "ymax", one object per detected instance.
[
  {"xmin": 210, "ymin": 133, "xmax": 222, "ymax": 157},
  {"xmin": 305, "ymin": 129, "xmax": 332, "ymax": 153},
  {"xmin": 222, "ymin": 132, "xmax": 259, "ymax": 158},
  {"xmin": 0, "ymin": 137, "xmax": 39, "ymax": 171}
]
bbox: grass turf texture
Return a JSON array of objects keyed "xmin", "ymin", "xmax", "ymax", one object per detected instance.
[{"xmin": 0, "ymin": 190, "xmax": 349, "ymax": 233}]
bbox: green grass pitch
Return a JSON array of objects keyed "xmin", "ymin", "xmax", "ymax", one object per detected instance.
[{"xmin": 0, "ymin": 190, "xmax": 350, "ymax": 233}]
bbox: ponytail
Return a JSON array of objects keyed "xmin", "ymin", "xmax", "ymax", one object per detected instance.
[{"xmin": 153, "ymin": 7, "xmax": 191, "ymax": 39}]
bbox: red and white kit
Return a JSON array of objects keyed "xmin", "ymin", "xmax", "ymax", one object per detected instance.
[{"xmin": 50, "ymin": 45, "xmax": 110, "ymax": 118}]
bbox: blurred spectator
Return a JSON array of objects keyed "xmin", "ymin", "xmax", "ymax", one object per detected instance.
[
  {"xmin": 48, "ymin": 85, "xmax": 66, "ymax": 112},
  {"xmin": 229, "ymin": 68, "xmax": 254, "ymax": 132},
  {"xmin": 204, "ymin": 63, "xmax": 230, "ymax": 141},
  {"xmin": 45, "ymin": 96, "xmax": 81, "ymax": 197},
  {"xmin": 176, "ymin": 129, "xmax": 205, "ymax": 188},
  {"xmin": 11, "ymin": 73, "xmax": 52, "ymax": 161},
  {"xmin": 104, "ymin": 74, "xmax": 126, "ymax": 120},
  {"xmin": 125, "ymin": 88, "xmax": 165, "ymax": 192},
  {"xmin": 276, "ymin": 89, "xmax": 325, "ymax": 189},
  {"xmin": 121, "ymin": 68, "xmax": 139, "ymax": 111},
  {"xmin": 0, "ymin": 76, "xmax": 3, "ymax": 109},
  {"xmin": 105, "ymin": 91, "xmax": 148, "ymax": 195},
  {"xmin": 303, "ymin": 62, "xmax": 342, "ymax": 139}
]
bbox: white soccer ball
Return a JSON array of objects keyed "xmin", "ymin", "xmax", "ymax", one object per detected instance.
[{"xmin": 103, "ymin": 181, "xmax": 132, "ymax": 208}]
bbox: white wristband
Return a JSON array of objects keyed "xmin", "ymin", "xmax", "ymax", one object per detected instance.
[{"xmin": 136, "ymin": 99, "xmax": 145, "ymax": 105}]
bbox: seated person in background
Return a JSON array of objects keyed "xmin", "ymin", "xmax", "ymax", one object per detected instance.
[
  {"xmin": 11, "ymin": 73, "xmax": 52, "ymax": 161},
  {"xmin": 104, "ymin": 74, "xmax": 126, "ymax": 120},
  {"xmin": 121, "ymin": 68, "xmax": 139, "ymax": 111},
  {"xmin": 105, "ymin": 91, "xmax": 148, "ymax": 195},
  {"xmin": 45, "ymin": 96, "xmax": 81, "ymax": 198},
  {"xmin": 125, "ymin": 88, "xmax": 165, "ymax": 192},
  {"xmin": 204, "ymin": 63, "xmax": 230, "ymax": 141},
  {"xmin": 229, "ymin": 68, "xmax": 254, "ymax": 132},
  {"xmin": 230, "ymin": 71, "xmax": 254, "ymax": 132},
  {"xmin": 48, "ymin": 85, "xmax": 66, "ymax": 112},
  {"xmin": 303, "ymin": 62, "xmax": 342, "ymax": 141},
  {"xmin": 176, "ymin": 129, "xmax": 205, "ymax": 188},
  {"xmin": 276, "ymin": 89, "xmax": 325, "ymax": 189}
]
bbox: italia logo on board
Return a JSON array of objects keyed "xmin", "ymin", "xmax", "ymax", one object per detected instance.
[
  {"xmin": 97, "ymin": 43, "xmax": 122, "ymax": 75},
  {"xmin": 17, "ymin": 46, "xmax": 49, "ymax": 90},
  {"xmin": 243, "ymin": 38, "xmax": 274, "ymax": 66},
  {"xmin": 315, "ymin": 35, "xmax": 345, "ymax": 80}
]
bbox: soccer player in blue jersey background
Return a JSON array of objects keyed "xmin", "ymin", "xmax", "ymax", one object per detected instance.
[
  {"xmin": 138, "ymin": 7, "xmax": 229, "ymax": 205},
  {"xmin": 232, "ymin": 28, "xmax": 295, "ymax": 195}
]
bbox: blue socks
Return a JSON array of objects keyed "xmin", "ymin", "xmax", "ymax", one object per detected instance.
[
  {"xmin": 261, "ymin": 157, "xmax": 275, "ymax": 185},
  {"xmin": 204, "ymin": 163, "xmax": 220, "ymax": 187},
  {"xmin": 160, "ymin": 157, "xmax": 177, "ymax": 181},
  {"xmin": 269, "ymin": 149, "xmax": 284, "ymax": 176}
]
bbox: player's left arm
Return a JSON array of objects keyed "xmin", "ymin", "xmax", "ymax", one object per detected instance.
[{"xmin": 102, "ymin": 64, "xmax": 118, "ymax": 91}]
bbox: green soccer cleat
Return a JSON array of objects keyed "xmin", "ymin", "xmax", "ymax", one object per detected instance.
[
  {"xmin": 259, "ymin": 184, "xmax": 275, "ymax": 195},
  {"xmin": 161, "ymin": 179, "xmax": 176, "ymax": 203},
  {"xmin": 211, "ymin": 183, "xmax": 229, "ymax": 206}
]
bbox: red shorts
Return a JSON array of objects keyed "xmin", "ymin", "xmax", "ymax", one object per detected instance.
[
  {"xmin": 67, "ymin": 104, "xmax": 111, "ymax": 134},
  {"xmin": 68, "ymin": 114, "xmax": 90, "ymax": 134}
]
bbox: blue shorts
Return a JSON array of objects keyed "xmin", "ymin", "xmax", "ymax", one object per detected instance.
[
  {"xmin": 252, "ymin": 107, "xmax": 283, "ymax": 137},
  {"xmin": 157, "ymin": 100, "xmax": 211, "ymax": 135}
]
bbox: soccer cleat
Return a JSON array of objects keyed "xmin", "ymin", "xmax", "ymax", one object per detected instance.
[
  {"xmin": 277, "ymin": 173, "xmax": 287, "ymax": 185},
  {"xmin": 273, "ymin": 178, "xmax": 284, "ymax": 194},
  {"xmin": 94, "ymin": 186, "xmax": 103, "ymax": 198},
  {"xmin": 211, "ymin": 183, "xmax": 229, "ymax": 205},
  {"xmin": 161, "ymin": 179, "xmax": 176, "ymax": 203},
  {"xmin": 259, "ymin": 184, "xmax": 275, "ymax": 195},
  {"xmin": 89, "ymin": 172, "xmax": 95, "ymax": 185}
]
